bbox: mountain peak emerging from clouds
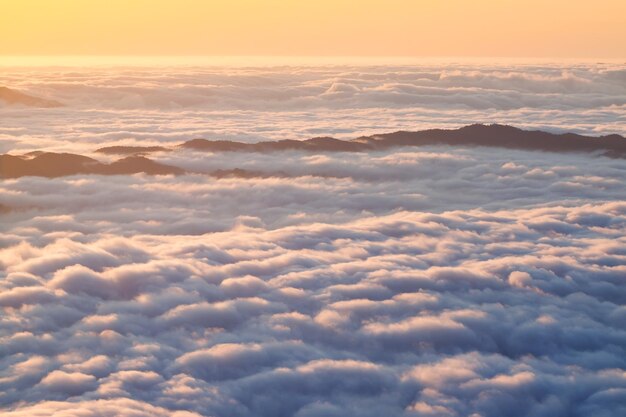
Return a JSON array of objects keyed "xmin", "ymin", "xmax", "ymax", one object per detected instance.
[
  {"xmin": 0, "ymin": 86, "xmax": 62, "ymax": 108},
  {"xmin": 3, "ymin": 125, "xmax": 625, "ymax": 179},
  {"xmin": 0, "ymin": 153, "xmax": 182, "ymax": 178},
  {"xmin": 179, "ymin": 124, "xmax": 626, "ymax": 156}
]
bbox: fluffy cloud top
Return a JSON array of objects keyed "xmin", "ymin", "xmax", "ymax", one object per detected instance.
[
  {"xmin": 1, "ymin": 142, "xmax": 625, "ymax": 416},
  {"xmin": 1, "ymin": 62, "xmax": 625, "ymax": 416}
]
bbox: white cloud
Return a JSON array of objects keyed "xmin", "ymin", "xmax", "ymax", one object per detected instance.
[
  {"xmin": 1, "ymin": 62, "xmax": 625, "ymax": 416},
  {"xmin": 1, "ymin": 63, "xmax": 625, "ymax": 156}
]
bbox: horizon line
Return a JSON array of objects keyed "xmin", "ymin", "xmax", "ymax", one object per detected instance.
[{"xmin": 2, "ymin": 55, "xmax": 625, "ymax": 67}]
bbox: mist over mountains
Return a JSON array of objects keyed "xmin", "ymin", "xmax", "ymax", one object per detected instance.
[
  {"xmin": 1, "ymin": 63, "xmax": 625, "ymax": 417},
  {"xmin": 2, "ymin": 125, "xmax": 625, "ymax": 179},
  {"xmin": 0, "ymin": 86, "xmax": 62, "ymax": 108},
  {"xmin": 1, "ymin": 62, "xmax": 625, "ymax": 159},
  {"xmin": 178, "ymin": 124, "xmax": 626, "ymax": 156}
]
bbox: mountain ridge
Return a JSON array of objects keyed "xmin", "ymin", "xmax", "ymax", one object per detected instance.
[
  {"xmin": 0, "ymin": 153, "xmax": 182, "ymax": 178},
  {"xmin": 178, "ymin": 124, "xmax": 626, "ymax": 156},
  {"xmin": 4, "ymin": 124, "xmax": 626, "ymax": 179},
  {"xmin": 0, "ymin": 87, "xmax": 63, "ymax": 108}
]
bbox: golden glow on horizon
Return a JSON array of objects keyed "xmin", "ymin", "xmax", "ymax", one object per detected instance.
[{"xmin": 1, "ymin": 0, "xmax": 625, "ymax": 58}]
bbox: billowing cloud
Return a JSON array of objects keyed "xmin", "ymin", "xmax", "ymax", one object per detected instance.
[{"xmin": 1, "ymin": 62, "xmax": 625, "ymax": 416}]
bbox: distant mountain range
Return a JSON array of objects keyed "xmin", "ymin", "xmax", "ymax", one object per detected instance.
[
  {"xmin": 0, "ymin": 153, "xmax": 182, "ymax": 178},
  {"xmin": 0, "ymin": 87, "xmax": 62, "ymax": 108},
  {"xmin": 175, "ymin": 124, "xmax": 626, "ymax": 157},
  {"xmin": 2, "ymin": 124, "xmax": 625, "ymax": 179}
]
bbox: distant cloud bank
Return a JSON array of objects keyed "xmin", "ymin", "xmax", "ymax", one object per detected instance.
[{"xmin": 1, "ymin": 62, "xmax": 625, "ymax": 156}]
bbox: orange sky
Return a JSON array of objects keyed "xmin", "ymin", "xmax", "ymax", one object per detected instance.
[{"xmin": 1, "ymin": 0, "xmax": 625, "ymax": 58}]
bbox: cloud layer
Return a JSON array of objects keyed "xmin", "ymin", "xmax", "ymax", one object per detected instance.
[
  {"xmin": 1, "ymin": 141, "xmax": 625, "ymax": 416},
  {"xmin": 1, "ymin": 62, "xmax": 625, "ymax": 156},
  {"xmin": 1, "ymin": 62, "xmax": 625, "ymax": 416}
]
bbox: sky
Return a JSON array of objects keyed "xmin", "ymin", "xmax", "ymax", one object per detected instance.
[{"xmin": 1, "ymin": 0, "xmax": 625, "ymax": 58}]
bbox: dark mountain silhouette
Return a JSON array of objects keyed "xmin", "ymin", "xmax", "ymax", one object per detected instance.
[
  {"xmin": 2, "ymin": 125, "xmax": 625, "ymax": 179},
  {"xmin": 100, "ymin": 156, "xmax": 183, "ymax": 175},
  {"xmin": 0, "ymin": 87, "xmax": 63, "ymax": 108},
  {"xmin": 0, "ymin": 152, "xmax": 281, "ymax": 179},
  {"xmin": 0, "ymin": 153, "xmax": 182, "ymax": 178},
  {"xmin": 181, "ymin": 137, "xmax": 371, "ymax": 153},
  {"xmin": 180, "ymin": 124, "xmax": 626, "ymax": 157},
  {"xmin": 95, "ymin": 145, "xmax": 170, "ymax": 155},
  {"xmin": 208, "ymin": 168, "xmax": 289, "ymax": 179},
  {"xmin": 0, "ymin": 153, "xmax": 98, "ymax": 178},
  {"xmin": 368, "ymin": 124, "xmax": 626, "ymax": 156}
]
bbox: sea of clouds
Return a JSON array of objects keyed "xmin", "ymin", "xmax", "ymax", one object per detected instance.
[
  {"xmin": 1, "ymin": 62, "xmax": 626, "ymax": 416},
  {"xmin": 1, "ymin": 61, "xmax": 625, "ymax": 155}
]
